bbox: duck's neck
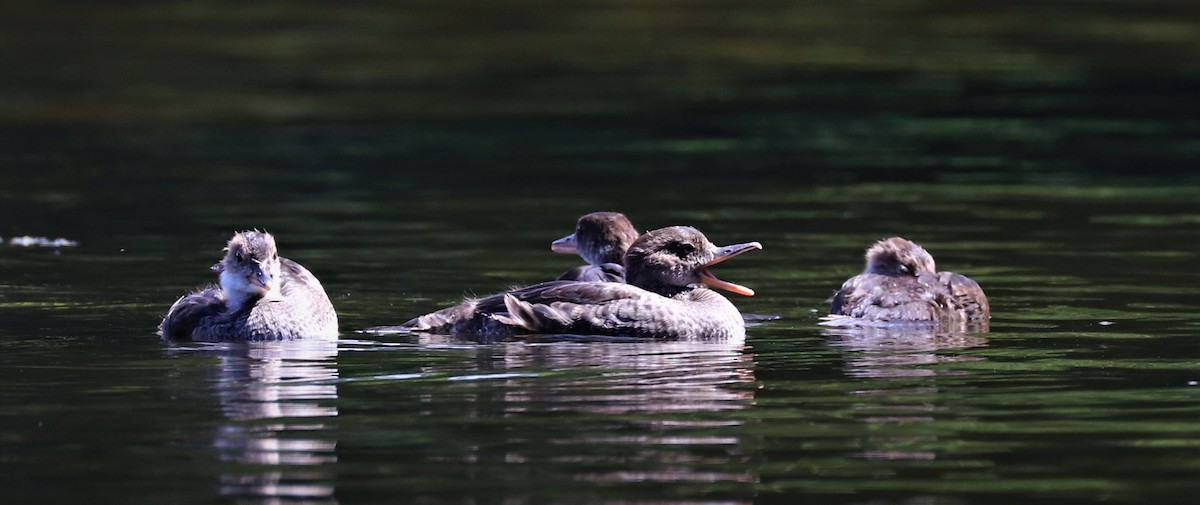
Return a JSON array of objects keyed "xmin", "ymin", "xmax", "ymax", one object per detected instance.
[
  {"xmin": 635, "ymin": 280, "xmax": 695, "ymax": 299},
  {"xmin": 676, "ymin": 285, "xmax": 728, "ymax": 303},
  {"xmin": 223, "ymin": 292, "xmax": 256, "ymax": 313},
  {"xmin": 219, "ymin": 270, "xmax": 281, "ymax": 312},
  {"xmin": 581, "ymin": 243, "xmax": 623, "ymax": 266},
  {"xmin": 219, "ymin": 273, "xmax": 252, "ymax": 312},
  {"xmin": 596, "ymin": 244, "xmax": 625, "ymax": 265}
]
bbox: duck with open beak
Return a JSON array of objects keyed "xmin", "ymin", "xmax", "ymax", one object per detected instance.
[
  {"xmin": 699, "ymin": 241, "xmax": 761, "ymax": 296},
  {"xmin": 405, "ymin": 226, "xmax": 762, "ymax": 341}
]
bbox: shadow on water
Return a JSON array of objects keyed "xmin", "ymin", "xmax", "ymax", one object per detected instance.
[
  {"xmin": 5, "ymin": 174, "xmax": 1200, "ymax": 503},
  {"xmin": 822, "ymin": 325, "xmax": 989, "ymax": 467},
  {"xmin": 823, "ymin": 325, "xmax": 989, "ymax": 379},
  {"xmin": 165, "ymin": 341, "xmax": 339, "ymax": 503},
  {"xmin": 332, "ymin": 336, "xmax": 760, "ymax": 503},
  {"xmin": 5, "ymin": 1, "xmax": 1200, "ymax": 504}
]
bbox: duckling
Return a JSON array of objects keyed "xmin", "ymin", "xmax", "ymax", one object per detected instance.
[
  {"xmin": 827, "ymin": 237, "xmax": 989, "ymax": 328},
  {"xmin": 551, "ymin": 212, "xmax": 640, "ymax": 282},
  {"xmin": 159, "ymin": 231, "xmax": 338, "ymax": 341},
  {"xmin": 407, "ymin": 226, "xmax": 761, "ymax": 341}
]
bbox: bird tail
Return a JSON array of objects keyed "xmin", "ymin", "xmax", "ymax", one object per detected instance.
[
  {"xmin": 494, "ymin": 294, "xmax": 573, "ymax": 333},
  {"xmin": 403, "ymin": 302, "xmax": 475, "ymax": 332}
]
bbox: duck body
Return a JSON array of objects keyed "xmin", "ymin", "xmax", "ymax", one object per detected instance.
[
  {"xmin": 159, "ymin": 285, "xmax": 226, "ymax": 339},
  {"xmin": 554, "ymin": 263, "xmax": 625, "ymax": 283},
  {"xmin": 406, "ymin": 279, "xmax": 745, "ymax": 342},
  {"xmin": 551, "ymin": 212, "xmax": 639, "ymax": 283},
  {"xmin": 160, "ymin": 232, "xmax": 338, "ymax": 342},
  {"xmin": 827, "ymin": 237, "xmax": 989, "ymax": 327},
  {"xmin": 407, "ymin": 226, "xmax": 761, "ymax": 341}
]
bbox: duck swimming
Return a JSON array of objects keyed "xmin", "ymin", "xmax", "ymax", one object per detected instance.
[
  {"xmin": 405, "ymin": 226, "xmax": 761, "ymax": 341},
  {"xmin": 826, "ymin": 237, "xmax": 989, "ymax": 328},
  {"xmin": 159, "ymin": 231, "xmax": 339, "ymax": 341},
  {"xmin": 551, "ymin": 211, "xmax": 640, "ymax": 282}
]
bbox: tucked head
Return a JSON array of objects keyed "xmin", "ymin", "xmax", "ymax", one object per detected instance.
[
  {"xmin": 551, "ymin": 212, "xmax": 640, "ymax": 265},
  {"xmin": 218, "ymin": 230, "xmax": 283, "ymax": 304},
  {"xmin": 863, "ymin": 237, "xmax": 936, "ymax": 276},
  {"xmin": 623, "ymin": 226, "xmax": 760, "ymax": 296}
]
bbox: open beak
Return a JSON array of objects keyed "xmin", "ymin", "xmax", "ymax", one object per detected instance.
[
  {"xmin": 551, "ymin": 233, "xmax": 578, "ymax": 254},
  {"xmin": 699, "ymin": 241, "xmax": 762, "ymax": 296}
]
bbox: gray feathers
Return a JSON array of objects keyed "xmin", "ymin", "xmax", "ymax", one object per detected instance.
[
  {"xmin": 828, "ymin": 237, "xmax": 989, "ymax": 329},
  {"xmin": 160, "ymin": 233, "xmax": 339, "ymax": 341},
  {"xmin": 404, "ymin": 227, "xmax": 756, "ymax": 341}
]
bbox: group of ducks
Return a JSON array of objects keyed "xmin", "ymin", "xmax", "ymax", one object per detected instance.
[{"xmin": 159, "ymin": 212, "xmax": 991, "ymax": 342}]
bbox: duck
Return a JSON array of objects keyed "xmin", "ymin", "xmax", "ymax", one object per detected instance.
[
  {"xmin": 159, "ymin": 231, "xmax": 339, "ymax": 341},
  {"xmin": 826, "ymin": 237, "xmax": 989, "ymax": 328},
  {"xmin": 405, "ymin": 226, "xmax": 761, "ymax": 341},
  {"xmin": 550, "ymin": 211, "xmax": 640, "ymax": 282}
]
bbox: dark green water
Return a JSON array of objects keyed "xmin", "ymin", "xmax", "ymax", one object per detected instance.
[{"xmin": 4, "ymin": 2, "xmax": 1200, "ymax": 504}]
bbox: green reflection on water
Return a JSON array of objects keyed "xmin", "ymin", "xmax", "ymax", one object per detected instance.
[
  {"xmin": 4, "ymin": 1, "xmax": 1200, "ymax": 124},
  {"xmin": 3, "ymin": 2, "xmax": 1200, "ymax": 504}
]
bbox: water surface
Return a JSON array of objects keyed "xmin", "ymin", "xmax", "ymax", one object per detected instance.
[{"xmin": 4, "ymin": 2, "xmax": 1200, "ymax": 504}]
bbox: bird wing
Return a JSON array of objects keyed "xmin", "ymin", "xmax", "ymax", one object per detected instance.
[
  {"xmin": 938, "ymin": 271, "xmax": 990, "ymax": 323},
  {"xmin": 555, "ymin": 263, "xmax": 626, "ymax": 282},
  {"xmin": 829, "ymin": 274, "xmax": 942, "ymax": 322},
  {"xmin": 159, "ymin": 285, "xmax": 225, "ymax": 339},
  {"xmin": 405, "ymin": 281, "xmax": 658, "ymax": 337},
  {"xmin": 497, "ymin": 281, "xmax": 667, "ymax": 335},
  {"xmin": 260, "ymin": 257, "xmax": 338, "ymax": 337}
]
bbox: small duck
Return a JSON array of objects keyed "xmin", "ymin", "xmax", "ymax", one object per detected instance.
[
  {"xmin": 827, "ymin": 237, "xmax": 989, "ymax": 327},
  {"xmin": 551, "ymin": 211, "xmax": 640, "ymax": 282},
  {"xmin": 159, "ymin": 231, "xmax": 339, "ymax": 341},
  {"xmin": 405, "ymin": 226, "xmax": 761, "ymax": 341}
]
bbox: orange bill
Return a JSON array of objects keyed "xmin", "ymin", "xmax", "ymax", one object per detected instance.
[{"xmin": 699, "ymin": 241, "xmax": 762, "ymax": 296}]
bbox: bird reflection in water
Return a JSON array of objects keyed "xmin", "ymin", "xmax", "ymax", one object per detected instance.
[
  {"xmin": 199, "ymin": 341, "xmax": 339, "ymax": 502},
  {"xmin": 823, "ymin": 325, "xmax": 987, "ymax": 462},
  {"xmin": 412, "ymin": 334, "xmax": 759, "ymax": 489},
  {"xmin": 824, "ymin": 325, "xmax": 988, "ymax": 379}
]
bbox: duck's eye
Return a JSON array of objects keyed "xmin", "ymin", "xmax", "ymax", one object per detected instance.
[
  {"xmin": 664, "ymin": 241, "xmax": 696, "ymax": 258},
  {"xmin": 898, "ymin": 264, "xmax": 911, "ymax": 274},
  {"xmin": 235, "ymin": 252, "xmax": 244, "ymax": 263}
]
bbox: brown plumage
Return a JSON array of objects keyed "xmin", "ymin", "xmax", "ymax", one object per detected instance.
[
  {"xmin": 159, "ymin": 231, "xmax": 339, "ymax": 341},
  {"xmin": 827, "ymin": 237, "xmax": 989, "ymax": 329},
  {"xmin": 551, "ymin": 212, "xmax": 640, "ymax": 282},
  {"xmin": 406, "ymin": 226, "xmax": 761, "ymax": 341}
]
